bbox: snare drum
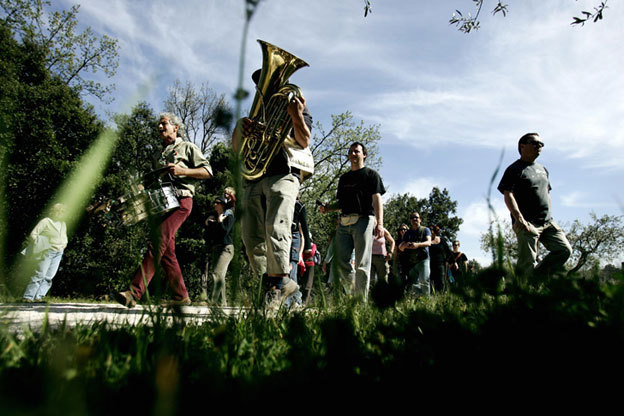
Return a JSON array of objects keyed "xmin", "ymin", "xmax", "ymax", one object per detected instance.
[{"xmin": 120, "ymin": 183, "xmax": 180, "ymax": 225}]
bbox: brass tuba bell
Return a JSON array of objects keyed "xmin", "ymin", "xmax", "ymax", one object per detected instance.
[{"xmin": 239, "ymin": 40, "xmax": 309, "ymax": 181}]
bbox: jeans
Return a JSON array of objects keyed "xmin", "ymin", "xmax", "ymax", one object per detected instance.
[
  {"xmin": 514, "ymin": 220, "xmax": 572, "ymax": 279},
  {"xmin": 334, "ymin": 215, "xmax": 374, "ymax": 300},
  {"xmin": 23, "ymin": 249, "xmax": 64, "ymax": 301},
  {"xmin": 408, "ymin": 258, "xmax": 430, "ymax": 296},
  {"xmin": 286, "ymin": 231, "xmax": 303, "ymax": 306}
]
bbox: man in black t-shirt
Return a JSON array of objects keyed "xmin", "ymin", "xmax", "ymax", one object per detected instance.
[
  {"xmin": 497, "ymin": 133, "xmax": 572, "ymax": 280},
  {"xmin": 320, "ymin": 142, "xmax": 385, "ymax": 300}
]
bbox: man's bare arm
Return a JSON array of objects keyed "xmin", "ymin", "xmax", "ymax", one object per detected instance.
[{"xmin": 372, "ymin": 193, "xmax": 384, "ymax": 238}]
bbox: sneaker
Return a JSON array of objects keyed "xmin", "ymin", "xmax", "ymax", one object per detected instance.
[{"xmin": 115, "ymin": 290, "xmax": 137, "ymax": 308}]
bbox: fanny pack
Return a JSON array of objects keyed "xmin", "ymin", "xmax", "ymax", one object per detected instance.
[{"xmin": 340, "ymin": 214, "xmax": 361, "ymax": 226}]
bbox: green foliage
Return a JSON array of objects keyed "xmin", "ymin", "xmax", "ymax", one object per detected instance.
[
  {"xmin": 2, "ymin": 269, "xmax": 624, "ymax": 411},
  {"xmin": 0, "ymin": 22, "xmax": 103, "ymax": 279},
  {"xmin": 481, "ymin": 213, "xmax": 624, "ymax": 277},
  {"xmin": 1, "ymin": 0, "xmax": 119, "ymax": 101},
  {"xmin": 566, "ymin": 212, "xmax": 624, "ymax": 275},
  {"xmin": 383, "ymin": 188, "xmax": 463, "ymax": 240}
]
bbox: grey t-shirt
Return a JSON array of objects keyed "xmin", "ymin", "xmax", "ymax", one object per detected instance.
[{"xmin": 497, "ymin": 159, "xmax": 552, "ymax": 226}]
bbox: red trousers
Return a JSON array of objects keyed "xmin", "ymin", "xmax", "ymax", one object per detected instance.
[{"xmin": 130, "ymin": 197, "xmax": 192, "ymax": 301}]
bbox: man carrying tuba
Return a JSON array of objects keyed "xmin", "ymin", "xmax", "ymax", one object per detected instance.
[{"xmin": 233, "ymin": 42, "xmax": 313, "ymax": 306}]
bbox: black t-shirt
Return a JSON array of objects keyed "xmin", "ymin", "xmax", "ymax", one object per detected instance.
[
  {"xmin": 337, "ymin": 167, "xmax": 386, "ymax": 216},
  {"xmin": 205, "ymin": 209, "xmax": 235, "ymax": 246},
  {"xmin": 497, "ymin": 159, "xmax": 552, "ymax": 226},
  {"xmin": 429, "ymin": 236, "xmax": 452, "ymax": 265},
  {"xmin": 263, "ymin": 106, "xmax": 313, "ymax": 179},
  {"xmin": 447, "ymin": 251, "xmax": 468, "ymax": 276},
  {"xmin": 292, "ymin": 200, "xmax": 312, "ymax": 251}
]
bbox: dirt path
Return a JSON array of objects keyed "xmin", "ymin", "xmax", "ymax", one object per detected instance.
[{"xmin": 0, "ymin": 302, "xmax": 248, "ymax": 333}]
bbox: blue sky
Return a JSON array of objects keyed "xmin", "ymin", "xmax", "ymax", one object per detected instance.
[{"xmin": 56, "ymin": 0, "xmax": 624, "ymax": 266}]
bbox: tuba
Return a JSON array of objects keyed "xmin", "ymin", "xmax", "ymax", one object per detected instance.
[{"xmin": 239, "ymin": 40, "xmax": 309, "ymax": 181}]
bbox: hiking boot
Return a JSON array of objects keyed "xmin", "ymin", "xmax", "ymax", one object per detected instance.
[
  {"xmin": 280, "ymin": 277, "xmax": 299, "ymax": 299},
  {"xmin": 164, "ymin": 297, "xmax": 191, "ymax": 307},
  {"xmin": 115, "ymin": 290, "xmax": 136, "ymax": 308}
]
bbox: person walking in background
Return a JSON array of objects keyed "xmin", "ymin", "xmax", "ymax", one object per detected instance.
[
  {"xmin": 286, "ymin": 198, "xmax": 312, "ymax": 307},
  {"xmin": 399, "ymin": 212, "xmax": 432, "ymax": 296},
  {"xmin": 202, "ymin": 196, "xmax": 235, "ymax": 306},
  {"xmin": 429, "ymin": 225, "xmax": 452, "ymax": 293},
  {"xmin": 447, "ymin": 240, "xmax": 468, "ymax": 285},
  {"xmin": 370, "ymin": 220, "xmax": 395, "ymax": 285},
  {"xmin": 320, "ymin": 142, "xmax": 386, "ymax": 301},
  {"xmin": 497, "ymin": 132, "xmax": 572, "ymax": 281},
  {"xmin": 393, "ymin": 224, "xmax": 409, "ymax": 283},
  {"xmin": 22, "ymin": 203, "xmax": 68, "ymax": 303},
  {"xmin": 301, "ymin": 241, "xmax": 320, "ymax": 305}
]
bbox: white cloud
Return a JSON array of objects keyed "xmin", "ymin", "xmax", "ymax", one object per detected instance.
[
  {"xmin": 458, "ymin": 198, "xmax": 508, "ymax": 238},
  {"xmin": 560, "ymin": 191, "xmax": 620, "ymax": 209},
  {"xmin": 455, "ymin": 198, "xmax": 510, "ymax": 267},
  {"xmin": 386, "ymin": 177, "xmax": 450, "ymax": 201}
]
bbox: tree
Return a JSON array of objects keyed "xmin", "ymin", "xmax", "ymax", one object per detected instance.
[
  {"xmin": 1, "ymin": 0, "xmax": 119, "ymax": 101},
  {"xmin": 449, "ymin": 0, "xmax": 609, "ymax": 32},
  {"xmin": 1, "ymin": 22, "xmax": 103, "ymax": 261},
  {"xmin": 362, "ymin": 0, "xmax": 610, "ymax": 32},
  {"xmin": 163, "ymin": 80, "xmax": 232, "ymax": 154},
  {"xmin": 383, "ymin": 188, "xmax": 463, "ymax": 242},
  {"xmin": 566, "ymin": 213, "xmax": 624, "ymax": 276},
  {"xmin": 480, "ymin": 219, "xmax": 517, "ymax": 266},
  {"xmin": 480, "ymin": 213, "xmax": 624, "ymax": 277},
  {"xmin": 298, "ymin": 111, "xmax": 382, "ymax": 256}
]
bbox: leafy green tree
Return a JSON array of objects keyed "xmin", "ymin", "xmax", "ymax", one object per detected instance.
[
  {"xmin": 566, "ymin": 213, "xmax": 624, "ymax": 276},
  {"xmin": 480, "ymin": 213, "xmax": 624, "ymax": 277},
  {"xmin": 1, "ymin": 23, "xmax": 103, "ymax": 263},
  {"xmin": 480, "ymin": 219, "xmax": 517, "ymax": 266},
  {"xmin": 383, "ymin": 188, "xmax": 463, "ymax": 242},
  {"xmin": 54, "ymin": 102, "xmax": 160, "ymax": 297},
  {"xmin": 1, "ymin": 0, "xmax": 119, "ymax": 101}
]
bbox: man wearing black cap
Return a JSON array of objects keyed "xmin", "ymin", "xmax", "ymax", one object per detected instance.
[
  {"xmin": 233, "ymin": 69, "xmax": 314, "ymax": 306},
  {"xmin": 497, "ymin": 133, "xmax": 572, "ymax": 280},
  {"xmin": 202, "ymin": 196, "xmax": 235, "ymax": 306}
]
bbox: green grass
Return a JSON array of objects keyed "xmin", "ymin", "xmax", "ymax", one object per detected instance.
[{"xmin": 1, "ymin": 267, "xmax": 623, "ymax": 413}]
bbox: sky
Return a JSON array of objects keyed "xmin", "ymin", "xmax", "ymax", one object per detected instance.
[{"xmin": 53, "ymin": 0, "xmax": 624, "ymax": 266}]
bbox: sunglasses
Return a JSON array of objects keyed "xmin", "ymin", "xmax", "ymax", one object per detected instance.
[{"xmin": 525, "ymin": 140, "xmax": 544, "ymax": 148}]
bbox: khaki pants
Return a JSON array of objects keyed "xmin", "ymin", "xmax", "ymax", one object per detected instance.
[
  {"xmin": 202, "ymin": 244, "xmax": 234, "ymax": 306},
  {"xmin": 242, "ymin": 173, "xmax": 299, "ymax": 276},
  {"xmin": 514, "ymin": 220, "xmax": 572, "ymax": 279},
  {"xmin": 371, "ymin": 254, "xmax": 389, "ymax": 284}
]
